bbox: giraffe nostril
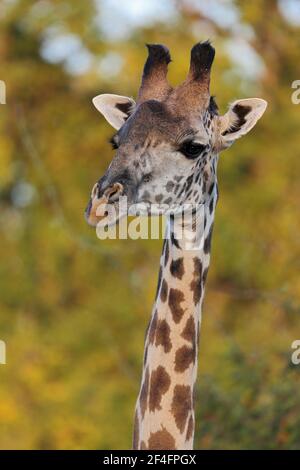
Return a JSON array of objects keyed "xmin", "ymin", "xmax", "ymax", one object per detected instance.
[{"xmin": 104, "ymin": 182, "xmax": 124, "ymax": 202}]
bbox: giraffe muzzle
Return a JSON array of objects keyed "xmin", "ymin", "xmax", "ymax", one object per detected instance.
[{"xmin": 85, "ymin": 182, "xmax": 124, "ymax": 227}]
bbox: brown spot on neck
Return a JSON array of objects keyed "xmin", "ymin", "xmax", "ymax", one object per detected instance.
[
  {"xmin": 170, "ymin": 257, "xmax": 185, "ymax": 279},
  {"xmin": 132, "ymin": 412, "xmax": 139, "ymax": 449},
  {"xmin": 174, "ymin": 345, "xmax": 195, "ymax": 372},
  {"xmin": 204, "ymin": 224, "xmax": 213, "ymax": 254},
  {"xmin": 140, "ymin": 367, "xmax": 150, "ymax": 418},
  {"xmin": 163, "ymin": 239, "xmax": 169, "ymax": 266},
  {"xmin": 190, "ymin": 257, "xmax": 203, "ymax": 305},
  {"xmin": 155, "ymin": 319, "xmax": 172, "ymax": 353},
  {"xmin": 202, "ymin": 266, "xmax": 209, "ymax": 285},
  {"xmin": 181, "ymin": 316, "xmax": 196, "ymax": 344},
  {"xmin": 160, "ymin": 279, "xmax": 168, "ymax": 303},
  {"xmin": 149, "ymin": 366, "xmax": 171, "ymax": 412},
  {"xmin": 148, "ymin": 427, "xmax": 176, "ymax": 450},
  {"xmin": 168, "ymin": 288, "xmax": 185, "ymax": 323},
  {"xmin": 148, "ymin": 309, "xmax": 158, "ymax": 344},
  {"xmin": 155, "ymin": 265, "xmax": 163, "ymax": 300},
  {"xmin": 171, "ymin": 385, "xmax": 193, "ymax": 433}
]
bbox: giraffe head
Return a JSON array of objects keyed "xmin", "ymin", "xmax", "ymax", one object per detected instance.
[{"xmin": 85, "ymin": 41, "xmax": 267, "ymax": 227}]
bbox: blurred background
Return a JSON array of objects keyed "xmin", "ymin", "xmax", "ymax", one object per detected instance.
[{"xmin": 1, "ymin": 0, "xmax": 300, "ymax": 450}]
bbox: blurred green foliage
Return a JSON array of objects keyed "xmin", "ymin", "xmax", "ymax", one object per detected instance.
[{"xmin": 0, "ymin": 0, "xmax": 300, "ymax": 449}]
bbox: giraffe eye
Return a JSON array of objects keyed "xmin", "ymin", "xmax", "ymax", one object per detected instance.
[{"xmin": 179, "ymin": 141, "xmax": 206, "ymax": 159}]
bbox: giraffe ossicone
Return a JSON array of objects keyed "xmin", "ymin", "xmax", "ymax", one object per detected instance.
[{"xmin": 85, "ymin": 41, "xmax": 267, "ymax": 450}]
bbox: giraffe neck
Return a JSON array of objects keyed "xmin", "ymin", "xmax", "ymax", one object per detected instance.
[{"xmin": 133, "ymin": 198, "xmax": 216, "ymax": 450}]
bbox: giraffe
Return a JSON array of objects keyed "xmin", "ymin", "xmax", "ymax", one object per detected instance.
[{"xmin": 85, "ymin": 42, "xmax": 267, "ymax": 450}]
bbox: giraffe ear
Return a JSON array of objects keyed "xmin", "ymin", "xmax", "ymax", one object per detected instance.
[
  {"xmin": 92, "ymin": 94, "xmax": 136, "ymax": 130},
  {"xmin": 218, "ymin": 98, "xmax": 267, "ymax": 149}
]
